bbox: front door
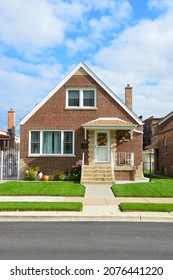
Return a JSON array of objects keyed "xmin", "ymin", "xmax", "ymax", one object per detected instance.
[{"xmin": 95, "ymin": 131, "xmax": 110, "ymax": 162}]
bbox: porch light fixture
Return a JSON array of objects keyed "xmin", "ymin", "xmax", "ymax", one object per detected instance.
[{"xmin": 118, "ymin": 130, "xmax": 131, "ymax": 143}]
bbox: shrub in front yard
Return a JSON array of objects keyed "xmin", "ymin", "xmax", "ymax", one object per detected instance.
[
  {"xmin": 54, "ymin": 171, "xmax": 65, "ymax": 181},
  {"xmin": 24, "ymin": 166, "xmax": 40, "ymax": 181},
  {"xmin": 69, "ymin": 165, "xmax": 81, "ymax": 181}
]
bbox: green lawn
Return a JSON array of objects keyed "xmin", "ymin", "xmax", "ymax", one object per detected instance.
[
  {"xmin": 119, "ymin": 203, "xmax": 173, "ymax": 212},
  {"xmin": 0, "ymin": 181, "xmax": 85, "ymax": 197},
  {"xmin": 0, "ymin": 202, "xmax": 82, "ymax": 211},
  {"xmin": 112, "ymin": 177, "xmax": 173, "ymax": 197}
]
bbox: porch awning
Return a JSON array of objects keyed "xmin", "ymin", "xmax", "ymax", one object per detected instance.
[
  {"xmin": 0, "ymin": 134, "xmax": 11, "ymax": 140},
  {"xmin": 82, "ymin": 117, "xmax": 136, "ymax": 130}
]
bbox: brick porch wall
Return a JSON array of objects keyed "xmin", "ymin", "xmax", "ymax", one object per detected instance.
[{"xmin": 115, "ymin": 170, "xmax": 135, "ymax": 181}]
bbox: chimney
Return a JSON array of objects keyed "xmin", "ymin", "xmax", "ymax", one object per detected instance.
[
  {"xmin": 8, "ymin": 109, "xmax": 16, "ymax": 141},
  {"xmin": 125, "ymin": 84, "xmax": 132, "ymax": 110}
]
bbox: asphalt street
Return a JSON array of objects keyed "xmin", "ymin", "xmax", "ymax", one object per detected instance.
[{"xmin": 0, "ymin": 222, "xmax": 173, "ymax": 260}]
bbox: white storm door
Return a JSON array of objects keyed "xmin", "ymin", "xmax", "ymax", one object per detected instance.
[{"xmin": 95, "ymin": 131, "xmax": 110, "ymax": 162}]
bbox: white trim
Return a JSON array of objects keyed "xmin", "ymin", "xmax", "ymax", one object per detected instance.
[
  {"xmin": 20, "ymin": 62, "xmax": 143, "ymax": 125},
  {"xmin": 82, "ymin": 124, "xmax": 136, "ymax": 130},
  {"xmin": 133, "ymin": 129, "xmax": 143, "ymax": 134}
]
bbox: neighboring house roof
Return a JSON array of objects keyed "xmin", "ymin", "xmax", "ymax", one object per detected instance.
[
  {"xmin": 82, "ymin": 117, "xmax": 136, "ymax": 130},
  {"xmin": 0, "ymin": 128, "xmax": 11, "ymax": 140},
  {"xmin": 158, "ymin": 111, "xmax": 173, "ymax": 125},
  {"xmin": 0, "ymin": 134, "xmax": 11, "ymax": 140},
  {"xmin": 0, "ymin": 128, "xmax": 19, "ymax": 141},
  {"xmin": 20, "ymin": 62, "xmax": 143, "ymax": 126}
]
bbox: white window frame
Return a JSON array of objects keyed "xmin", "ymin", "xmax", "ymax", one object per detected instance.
[
  {"xmin": 66, "ymin": 88, "xmax": 96, "ymax": 108},
  {"xmin": 29, "ymin": 130, "xmax": 75, "ymax": 156}
]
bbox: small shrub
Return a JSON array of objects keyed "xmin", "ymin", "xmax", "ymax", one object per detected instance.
[
  {"xmin": 54, "ymin": 171, "xmax": 65, "ymax": 181},
  {"xmin": 69, "ymin": 165, "xmax": 81, "ymax": 181},
  {"xmin": 24, "ymin": 166, "xmax": 40, "ymax": 181}
]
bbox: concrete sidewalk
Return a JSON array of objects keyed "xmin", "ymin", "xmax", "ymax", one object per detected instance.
[{"xmin": 0, "ymin": 184, "xmax": 173, "ymax": 222}]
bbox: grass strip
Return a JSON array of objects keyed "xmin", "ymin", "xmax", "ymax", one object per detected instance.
[
  {"xmin": 119, "ymin": 203, "xmax": 173, "ymax": 212},
  {"xmin": 0, "ymin": 202, "xmax": 83, "ymax": 211},
  {"xmin": 112, "ymin": 177, "xmax": 173, "ymax": 197},
  {"xmin": 0, "ymin": 181, "xmax": 85, "ymax": 197}
]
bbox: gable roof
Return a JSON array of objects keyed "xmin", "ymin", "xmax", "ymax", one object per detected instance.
[
  {"xmin": 20, "ymin": 62, "xmax": 143, "ymax": 125},
  {"xmin": 158, "ymin": 111, "xmax": 173, "ymax": 126}
]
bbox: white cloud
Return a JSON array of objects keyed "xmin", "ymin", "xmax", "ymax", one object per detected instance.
[
  {"xmin": 66, "ymin": 37, "xmax": 93, "ymax": 55},
  {"xmin": 0, "ymin": 54, "xmax": 63, "ymax": 132},
  {"xmin": 91, "ymin": 5, "xmax": 173, "ymax": 119},
  {"xmin": 0, "ymin": 0, "xmax": 133, "ymax": 58},
  {"xmin": 65, "ymin": 0, "xmax": 133, "ymax": 54},
  {"xmin": 0, "ymin": 0, "xmax": 65, "ymax": 56},
  {"xmin": 148, "ymin": 0, "xmax": 173, "ymax": 11}
]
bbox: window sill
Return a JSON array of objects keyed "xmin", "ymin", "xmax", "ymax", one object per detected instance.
[
  {"xmin": 65, "ymin": 107, "xmax": 98, "ymax": 110},
  {"xmin": 28, "ymin": 154, "xmax": 76, "ymax": 158}
]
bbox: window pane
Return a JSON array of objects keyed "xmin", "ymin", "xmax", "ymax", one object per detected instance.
[
  {"xmin": 83, "ymin": 90, "xmax": 95, "ymax": 106},
  {"xmin": 43, "ymin": 131, "xmax": 61, "ymax": 154},
  {"xmin": 64, "ymin": 131, "xmax": 73, "ymax": 154},
  {"xmin": 68, "ymin": 90, "xmax": 79, "ymax": 106},
  {"xmin": 53, "ymin": 132, "xmax": 61, "ymax": 153},
  {"xmin": 31, "ymin": 131, "xmax": 40, "ymax": 154}
]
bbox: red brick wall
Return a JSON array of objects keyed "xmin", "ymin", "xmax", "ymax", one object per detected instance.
[
  {"xmin": 156, "ymin": 129, "xmax": 173, "ymax": 177},
  {"xmin": 20, "ymin": 74, "xmax": 142, "ymax": 175},
  {"xmin": 115, "ymin": 171, "xmax": 135, "ymax": 181}
]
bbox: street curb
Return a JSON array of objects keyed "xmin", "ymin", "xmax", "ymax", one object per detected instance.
[{"xmin": 0, "ymin": 213, "xmax": 173, "ymax": 222}]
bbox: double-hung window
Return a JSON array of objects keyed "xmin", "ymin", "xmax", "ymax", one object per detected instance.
[
  {"xmin": 30, "ymin": 131, "xmax": 40, "ymax": 154},
  {"xmin": 68, "ymin": 90, "xmax": 80, "ymax": 107},
  {"xmin": 30, "ymin": 131, "xmax": 74, "ymax": 155},
  {"xmin": 67, "ymin": 88, "xmax": 96, "ymax": 108}
]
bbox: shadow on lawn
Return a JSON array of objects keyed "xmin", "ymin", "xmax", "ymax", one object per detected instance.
[{"xmin": 144, "ymin": 173, "xmax": 171, "ymax": 181}]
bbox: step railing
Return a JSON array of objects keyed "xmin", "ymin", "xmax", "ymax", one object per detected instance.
[
  {"xmin": 80, "ymin": 152, "xmax": 85, "ymax": 183},
  {"xmin": 111, "ymin": 153, "xmax": 115, "ymax": 182}
]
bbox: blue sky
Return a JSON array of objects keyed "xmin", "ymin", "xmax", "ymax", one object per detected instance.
[{"xmin": 0, "ymin": 0, "xmax": 173, "ymax": 133}]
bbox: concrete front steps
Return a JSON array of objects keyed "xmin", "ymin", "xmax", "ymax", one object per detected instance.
[{"xmin": 81, "ymin": 164, "xmax": 115, "ymax": 184}]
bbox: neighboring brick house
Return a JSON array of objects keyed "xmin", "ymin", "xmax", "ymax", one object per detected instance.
[
  {"xmin": 142, "ymin": 116, "xmax": 161, "ymax": 171},
  {"xmin": 20, "ymin": 62, "xmax": 143, "ymax": 183},
  {"xmin": 151, "ymin": 111, "xmax": 173, "ymax": 177},
  {"xmin": 143, "ymin": 116, "xmax": 161, "ymax": 150},
  {"xmin": 0, "ymin": 109, "xmax": 20, "ymax": 151}
]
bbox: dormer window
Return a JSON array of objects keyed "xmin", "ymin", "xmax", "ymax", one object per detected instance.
[{"xmin": 66, "ymin": 88, "xmax": 96, "ymax": 108}]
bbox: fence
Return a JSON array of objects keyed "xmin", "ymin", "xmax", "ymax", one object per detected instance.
[{"xmin": 0, "ymin": 149, "xmax": 19, "ymax": 180}]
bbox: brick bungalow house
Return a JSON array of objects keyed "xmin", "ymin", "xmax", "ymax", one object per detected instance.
[
  {"xmin": 151, "ymin": 111, "xmax": 173, "ymax": 177},
  {"xmin": 20, "ymin": 62, "xmax": 143, "ymax": 183}
]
